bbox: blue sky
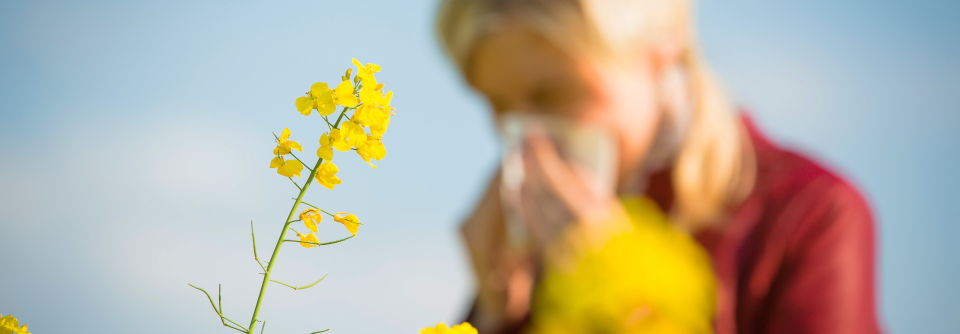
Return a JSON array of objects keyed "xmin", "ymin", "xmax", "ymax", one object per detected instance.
[{"xmin": 0, "ymin": 0, "xmax": 957, "ymax": 333}]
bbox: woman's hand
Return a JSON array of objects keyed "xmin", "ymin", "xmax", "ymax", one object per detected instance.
[
  {"xmin": 517, "ymin": 134, "xmax": 633, "ymax": 260},
  {"xmin": 460, "ymin": 174, "xmax": 536, "ymax": 333}
]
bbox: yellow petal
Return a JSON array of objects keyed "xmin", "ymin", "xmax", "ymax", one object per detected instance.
[
  {"xmin": 334, "ymin": 213, "xmax": 360, "ymax": 236},
  {"xmin": 317, "ymin": 100, "xmax": 336, "ymax": 116},
  {"xmin": 357, "ymin": 138, "xmax": 385, "ymax": 168},
  {"xmin": 334, "ymin": 80, "xmax": 358, "ymax": 107},
  {"xmin": 359, "ymin": 88, "xmax": 384, "ymax": 107},
  {"xmin": 450, "ymin": 323, "xmax": 477, "ymax": 334},
  {"xmin": 310, "ymin": 82, "xmax": 331, "ymax": 96},
  {"xmin": 296, "ymin": 96, "xmax": 314, "ymax": 115},
  {"xmin": 370, "ymin": 115, "xmax": 390, "ymax": 138},
  {"xmin": 317, "ymin": 145, "xmax": 332, "ymax": 161},
  {"xmin": 270, "ymin": 156, "xmax": 284, "ymax": 168},
  {"xmin": 341, "ymin": 121, "xmax": 367, "ymax": 148},
  {"xmin": 281, "ymin": 128, "xmax": 291, "ymax": 141},
  {"xmin": 277, "ymin": 159, "xmax": 303, "ymax": 177},
  {"xmin": 298, "ymin": 232, "xmax": 318, "ymax": 248},
  {"xmin": 299, "ymin": 208, "xmax": 321, "ymax": 233},
  {"xmin": 284, "ymin": 140, "xmax": 303, "ymax": 152},
  {"xmin": 315, "ymin": 161, "xmax": 342, "ymax": 189},
  {"xmin": 329, "ymin": 129, "xmax": 352, "ymax": 152},
  {"xmin": 273, "ymin": 145, "xmax": 290, "ymax": 155}
]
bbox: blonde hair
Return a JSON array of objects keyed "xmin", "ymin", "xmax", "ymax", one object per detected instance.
[{"xmin": 437, "ymin": 0, "xmax": 754, "ymax": 228}]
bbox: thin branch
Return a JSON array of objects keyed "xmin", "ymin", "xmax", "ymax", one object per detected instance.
[
  {"xmin": 287, "ymin": 151, "xmax": 313, "ymax": 172},
  {"xmin": 295, "ymin": 200, "xmax": 362, "ymax": 225},
  {"xmin": 256, "ymin": 274, "xmax": 328, "ymax": 291},
  {"xmin": 288, "ymin": 177, "xmax": 302, "ymax": 191},
  {"xmin": 333, "ymin": 106, "xmax": 350, "ymax": 128},
  {"xmin": 296, "ymin": 200, "xmax": 336, "ymax": 218},
  {"xmin": 251, "ymin": 221, "xmax": 267, "ymax": 272},
  {"xmin": 188, "ymin": 283, "xmax": 249, "ymax": 333},
  {"xmin": 321, "ymin": 116, "xmax": 334, "ymax": 130},
  {"xmin": 261, "ymin": 321, "xmax": 267, "ymax": 334},
  {"xmin": 283, "ymin": 235, "xmax": 354, "ymax": 247},
  {"xmin": 271, "ymin": 133, "xmax": 314, "ymax": 172},
  {"xmin": 310, "ymin": 330, "xmax": 331, "ymax": 334}
]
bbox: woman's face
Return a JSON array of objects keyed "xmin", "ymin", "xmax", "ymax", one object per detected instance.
[{"xmin": 468, "ymin": 22, "xmax": 665, "ymax": 184}]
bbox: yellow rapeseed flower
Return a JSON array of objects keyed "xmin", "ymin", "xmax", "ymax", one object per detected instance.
[
  {"xmin": 357, "ymin": 136, "xmax": 386, "ymax": 168},
  {"xmin": 274, "ymin": 128, "xmax": 303, "ymax": 155},
  {"xmin": 317, "ymin": 133, "xmax": 334, "ymax": 162},
  {"xmin": 299, "ymin": 208, "xmax": 322, "ymax": 233},
  {"xmin": 352, "ymin": 58, "xmax": 381, "ymax": 89},
  {"xmin": 333, "ymin": 212, "xmax": 361, "ymax": 236},
  {"xmin": 296, "ymin": 82, "xmax": 336, "ymax": 116},
  {"xmin": 359, "ymin": 85, "xmax": 385, "ymax": 107},
  {"xmin": 333, "ymin": 79, "xmax": 358, "ymax": 107},
  {"xmin": 296, "ymin": 231, "xmax": 319, "ymax": 248},
  {"xmin": 370, "ymin": 115, "xmax": 390, "ymax": 139},
  {"xmin": 315, "ymin": 161, "xmax": 342, "ymax": 190},
  {"xmin": 0, "ymin": 314, "xmax": 31, "ymax": 334},
  {"xmin": 328, "ymin": 129, "xmax": 352, "ymax": 152},
  {"xmin": 340, "ymin": 120, "xmax": 367, "ymax": 148},
  {"xmin": 356, "ymin": 91, "xmax": 393, "ymax": 138},
  {"xmin": 271, "ymin": 158, "xmax": 303, "ymax": 178},
  {"xmin": 419, "ymin": 322, "xmax": 477, "ymax": 334},
  {"xmin": 310, "ymin": 82, "xmax": 336, "ymax": 116}
]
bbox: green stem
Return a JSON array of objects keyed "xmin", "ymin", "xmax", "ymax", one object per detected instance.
[
  {"xmin": 247, "ymin": 157, "xmax": 325, "ymax": 333},
  {"xmin": 334, "ymin": 106, "xmax": 350, "ymax": 128},
  {"xmin": 283, "ymin": 235, "xmax": 354, "ymax": 247},
  {"xmin": 256, "ymin": 273, "xmax": 328, "ymax": 290},
  {"xmin": 188, "ymin": 283, "xmax": 248, "ymax": 333},
  {"xmin": 298, "ymin": 200, "xmax": 337, "ymax": 218}
]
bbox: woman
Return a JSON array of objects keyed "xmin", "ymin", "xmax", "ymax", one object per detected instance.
[{"xmin": 436, "ymin": 0, "xmax": 882, "ymax": 333}]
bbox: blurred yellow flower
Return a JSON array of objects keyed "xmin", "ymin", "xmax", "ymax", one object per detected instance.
[
  {"xmin": 419, "ymin": 322, "xmax": 477, "ymax": 334},
  {"xmin": 340, "ymin": 120, "xmax": 367, "ymax": 148},
  {"xmin": 297, "ymin": 231, "xmax": 319, "ymax": 248},
  {"xmin": 296, "ymin": 82, "xmax": 336, "ymax": 117},
  {"xmin": 357, "ymin": 137, "xmax": 386, "ymax": 168},
  {"xmin": 528, "ymin": 197, "xmax": 716, "ymax": 334},
  {"xmin": 299, "ymin": 208, "xmax": 322, "ymax": 233},
  {"xmin": 271, "ymin": 158, "xmax": 303, "ymax": 178},
  {"xmin": 274, "ymin": 128, "xmax": 303, "ymax": 155},
  {"xmin": 352, "ymin": 58, "xmax": 381, "ymax": 88},
  {"xmin": 333, "ymin": 79, "xmax": 358, "ymax": 107},
  {"xmin": 0, "ymin": 314, "xmax": 30, "ymax": 334},
  {"xmin": 333, "ymin": 212, "xmax": 360, "ymax": 236},
  {"xmin": 315, "ymin": 161, "xmax": 342, "ymax": 190}
]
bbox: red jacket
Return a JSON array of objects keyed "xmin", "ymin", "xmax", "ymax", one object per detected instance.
[
  {"xmin": 466, "ymin": 117, "xmax": 883, "ymax": 333},
  {"xmin": 646, "ymin": 117, "xmax": 883, "ymax": 333}
]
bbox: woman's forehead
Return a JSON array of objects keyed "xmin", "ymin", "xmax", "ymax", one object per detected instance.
[{"xmin": 467, "ymin": 23, "xmax": 583, "ymax": 97}]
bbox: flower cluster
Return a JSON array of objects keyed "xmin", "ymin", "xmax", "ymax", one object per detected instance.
[
  {"xmin": 271, "ymin": 58, "xmax": 395, "ymax": 247},
  {"xmin": 191, "ymin": 58, "xmax": 397, "ymax": 334},
  {"xmin": 0, "ymin": 315, "xmax": 30, "ymax": 334},
  {"xmin": 296, "ymin": 58, "xmax": 393, "ymax": 181},
  {"xmin": 293, "ymin": 206, "xmax": 362, "ymax": 247},
  {"xmin": 269, "ymin": 128, "xmax": 304, "ymax": 177},
  {"xmin": 419, "ymin": 322, "xmax": 478, "ymax": 334}
]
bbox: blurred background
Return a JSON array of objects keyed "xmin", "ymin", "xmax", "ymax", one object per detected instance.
[{"xmin": 0, "ymin": 0, "xmax": 957, "ymax": 333}]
